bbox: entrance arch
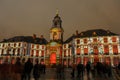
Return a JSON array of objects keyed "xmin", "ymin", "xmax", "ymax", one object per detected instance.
[{"xmin": 50, "ymin": 52, "xmax": 56, "ymax": 64}]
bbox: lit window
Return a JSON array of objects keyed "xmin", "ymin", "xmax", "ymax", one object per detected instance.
[
  {"xmin": 113, "ymin": 45, "xmax": 118, "ymax": 54},
  {"xmin": 64, "ymin": 50, "xmax": 66, "ymax": 57},
  {"xmin": 37, "ymin": 45, "xmax": 39, "ymax": 49},
  {"xmin": 19, "ymin": 43, "xmax": 21, "ymax": 47},
  {"xmin": 93, "ymin": 38, "xmax": 97, "ymax": 42},
  {"xmin": 104, "ymin": 38, "xmax": 108, "ymax": 43},
  {"xmin": 104, "ymin": 45, "xmax": 109, "ymax": 55},
  {"xmin": 14, "ymin": 43, "xmax": 16, "ymax": 47},
  {"xmin": 42, "ymin": 45, "xmax": 44, "ymax": 49},
  {"xmin": 41, "ymin": 51, "xmax": 44, "ymax": 57},
  {"xmin": 32, "ymin": 44, "xmax": 34, "ymax": 48},
  {"xmin": 112, "ymin": 37, "xmax": 116, "ymax": 42},
  {"xmin": 84, "ymin": 39, "xmax": 87, "ymax": 44},
  {"xmin": 64, "ymin": 45, "xmax": 66, "ymax": 48},
  {"xmin": 76, "ymin": 48, "xmax": 80, "ymax": 55},
  {"xmin": 77, "ymin": 39, "xmax": 80, "ymax": 44},
  {"xmin": 36, "ymin": 50, "xmax": 39, "ymax": 57}
]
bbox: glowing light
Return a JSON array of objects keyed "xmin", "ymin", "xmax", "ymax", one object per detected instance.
[{"xmin": 50, "ymin": 53, "xmax": 56, "ymax": 64}]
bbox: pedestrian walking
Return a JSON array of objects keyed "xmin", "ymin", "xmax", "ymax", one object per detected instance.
[
  {"xmin": 21, "ymin": 58, "xmax": 26, "ymax": 80},
  {"xmin": 24, "ymin": 58, "xmax": 33, "ymax": 80},
  {"xmin": 86, "ymin": 61, "xmax": 91, "ymax": 77},
  {"xmin": 33, "ymin": 59, "xmax": 40, "ymax": 80},
  {"xmin": 14, "ymin": 57, "xmax": 22, "ymax": 80},
  {"xmin": 71, "ymin": 63, "xmax": 76, "ymax": 78}
]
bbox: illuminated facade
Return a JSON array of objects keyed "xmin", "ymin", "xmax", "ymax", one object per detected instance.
[
  {"xmin": 63, "ymin": 30, "xmax": 120, "ymax": 66},
  {"xmin": 0, "ymin": 13, "xmax": 120, "ymax": 67},
  {"xmin": 0, "ymin": 39, "xmax": 47, "ymax": 64},
  {"xmin": 46, "ymin": 13, "xmax": 63, "ymax": 66}
]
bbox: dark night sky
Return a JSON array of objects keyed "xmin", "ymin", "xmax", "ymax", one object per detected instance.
[{"xmin": 0, "ymin": 0, "xmax": 120, "ymax": 41}]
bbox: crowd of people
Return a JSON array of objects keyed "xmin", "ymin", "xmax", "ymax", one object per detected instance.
[
  {"xmin": 0, "ymin": 58, "xmax": 46, "ymax": 80},
  {"xmin": 70, "ymin": 61, "xmax": 120, "ymax": 79},
  {"xmin": 0, "ymin": 57, "xmax": 120, "ymax": 80}
]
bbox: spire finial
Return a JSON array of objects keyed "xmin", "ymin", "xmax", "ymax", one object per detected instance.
[{"xmin": 56, "ymin": 9, "xmax": 59, "ymax": 15}]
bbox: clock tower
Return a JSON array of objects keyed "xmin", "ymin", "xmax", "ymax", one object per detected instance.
[
  {"xmin": 46, "ymin": 12, "xmax": 64, "ymax": 66},
  {"xmin": 50, "ymin": 12, "xmax": 64, "ymax": 43}
]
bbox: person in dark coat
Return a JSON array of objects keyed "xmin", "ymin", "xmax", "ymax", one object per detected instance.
[
  {"xmin": 71, "ymin": 63, "xmax": 76, "ymax": 78},
  {"xmin": 21, "ymin": 58, "xmax": 26, "ymax": 80},
  {"xmin": 77, "ymin": 62, "xmax": 80, "ymax": 77},
  {"xmin": 33, "ymin": 60, "xmax": 40, "ymax": 80},
  {"xmin": 24, "ymin": 58, "xmax": 33, "ymax": 80},
  {"xmin": 42, "ymin": 63, "xmax": 46, "ymax": 74},
  {"xmin": 56, "ymin": 63, "xmax": 62, "ymax": 79},
  {"xmin": 86, "ymin": 61, "xmax": 91, "ymax": 77},
  {"xmin": 14, "ymin": 57, "xmax": 22, "ymax": 80},
  {"xmin": 118, "ymin": 62, "xmax": 120, "ymax": 70}
]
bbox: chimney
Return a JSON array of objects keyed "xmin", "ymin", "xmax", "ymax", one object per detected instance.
[
  {"xmin": 40, "ymin": 35, "xmax": 43, "ymax": 39},
  {"xmin": 33, "ymin": 34, "xmax": 36, "ymax": 39},
  {"xmin": 76, "ymin": 30, "xmax": 78, "ymax": 35}
]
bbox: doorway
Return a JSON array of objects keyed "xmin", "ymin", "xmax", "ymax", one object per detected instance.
[{"xmin": 50, "ymin": 52, "xmax": 56, "ymax": 64}]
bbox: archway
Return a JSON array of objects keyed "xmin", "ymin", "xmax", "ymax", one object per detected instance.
[{"xmin": 50, "ymin": 52, "xmax": 56, "ymax": 64}]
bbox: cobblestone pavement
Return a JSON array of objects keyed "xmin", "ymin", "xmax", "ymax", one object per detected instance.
[{"xmin": 30, "ymin": 68, "xmax": 118, "ymax": 80}]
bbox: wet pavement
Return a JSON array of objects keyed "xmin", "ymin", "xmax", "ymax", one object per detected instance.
[{"xmin": 30, "ymin": 68, "xmax": 119, "ymax": 80}]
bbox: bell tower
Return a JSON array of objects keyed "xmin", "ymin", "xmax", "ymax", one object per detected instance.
[
  {"xmin": 50, "ymin": 11, "xmax": 64, "ymax": 43},
  {"xmin": 46, "ymin": 11, "xmax": 63, "ymax": 66}
]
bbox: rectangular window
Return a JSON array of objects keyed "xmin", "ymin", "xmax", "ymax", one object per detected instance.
[
  {"xmin": 93, "ymin": 38, "xmax": 97, "ymax": 42},
  {"xmin": 104, "ymin": 45, "xmax": 109, "ymax": 55},
  {"xmin": 104, "ymin": 38, "xmax": 108, "ymax": 43},
  {"xmin": 2, "ymin": 44, "xmax": 4, "ymax": 47},
  {"xmin": 64, "ymin": 50, "xmax": 66, "ymax": 57},
  {"xmin": 113, "ymin": 45, "xmax": 118, "ymax": 54},
  {"xmin": 17, "ymin": 48, "xmax": 20, "ymax": 56},
  {"xmin": 84, "ymin": 39, "xmax": 87, "ymax": 44},
  {"xmin": 77, "ymin": 39, "xmax": 80, "ymax": 44},
  {"xmin": 68, "ymin": 49, "xmax": 70, "ymax": 56},
  {"xmin": 14, "ymin": 43, "xmax": 16, "ymax": 47},
  {"xmin": 37, "ymin": 45, "xmax": 39, "ymax": 49},
  {"xmin": 41, "ymin": 51, "xmax": 44, "ymax": 57},
  {"xmin": 31, "ymin": 50, "xmax": 34, "ymax": 56},
  {"xmin": 76, "ymin": 48, "xmax": 80, "ymax": 55},
  {"xmin": 18, "ymin": 43, "xmax": 21, "ymax": 47},
  {"xmin": 64, "ymin": 45, "xmax": 66, "ymax": 48},
  {"xmin": 42, "ymin": 45, "xmax": 44, "ymax": 49},
  {"xmin": 1, "ymin": 49, "xmax": 3, "ymax": 55},
  {"xmin": 84, "ymin": 48, "xmax": 88, "ymax": 55},
  {"xmin": 112, "ymin": 37, "xmax": 117, "ymax": 42},
  {"xmin": 93, "ymin": 46, "xmax": 98, "ymax": 55},
  {"xmin": 32, "ymin": 44, "xmax": 34, "ymax": 48},
  {"xmin": 24, "ymin": 49, "xmax": 26, "ymax": 56},
  {"xmin": 36, "ymin": 50, "xmax": 39, "ymax": 57}
]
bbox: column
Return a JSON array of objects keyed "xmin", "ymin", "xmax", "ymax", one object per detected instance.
[
  {"xmin": 81, "ymin": 55, "xmax": 83, "ymax": 64},
  {"xmin": 110, "ymin": 55, "xmax": 113, "ymax": 66},
  {"xmin": 90, "ymin": 55, "xmax": 94, "ymax": 63}
]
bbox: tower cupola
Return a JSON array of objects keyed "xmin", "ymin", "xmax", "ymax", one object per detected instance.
[
  {"xmin": 52, "ymin": 10, "xmax": 62, "ymax": 28},
  {"xmin": 50, "ymin": 11, "xmax": 64, "ymax": 43}
]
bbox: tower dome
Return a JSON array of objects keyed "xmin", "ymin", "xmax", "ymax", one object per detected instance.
[{"xmin": 50, "ymin": 11, "xmax": 64, "ymax": 43}]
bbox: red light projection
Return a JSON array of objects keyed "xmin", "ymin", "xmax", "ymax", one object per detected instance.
[{"xmin": 50, "ymin": 53, "xmax": 56, "ymax": 64}]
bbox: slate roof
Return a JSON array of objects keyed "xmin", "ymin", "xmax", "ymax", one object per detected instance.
[
  {"xmin": 1, "ymin": 36, "xmax": 48, "ymax": 45},
  {"xmin": 64, "ymin": 29, "xmax": 118, "ymax": 43}
]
